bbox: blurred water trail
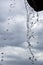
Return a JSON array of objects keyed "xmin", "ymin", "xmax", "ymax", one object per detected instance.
[{"xmin": 24, "ymin": 0, "xmax": 39, "ymax": 65}]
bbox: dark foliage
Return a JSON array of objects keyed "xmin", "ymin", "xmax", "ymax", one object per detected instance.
[{"xmin": 27, "ymin": 0, "xmax": 43, "ymax": 12}]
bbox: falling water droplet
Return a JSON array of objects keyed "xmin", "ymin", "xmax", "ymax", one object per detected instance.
[
  {"xmin": 3, "ymin": 38, "xmax": 6, "ymax": 40},
  {"xmin": 6, "ymin": 29, "xmax": 8, "ymax": 31},
  {"xmin": 35, "ymin": 58, "xmax": 37, "ymax": 61},
  {"xmin": 29, "ymin": 57, "xmax": 31, "ymax": 60},
  {"xmin": 32, "ymin": 62, "xmax": 34, "ymax": 65},
  {"xmin": 8, "ymin": 18, "xmax": 10, "ymax": 20},
  {"xmin": 8, "ymin": 23, "xmax": 10, "ymax": 24},
  {"xmin": 37, "ymin": 42, "xmax": 39, "ymax": 44},
  {"xmin": 1, "ymin": 53, "xmax": 4, "ymax": 55},
  {"xmin": 2, "ymin": 56, "xmax": 4, "ymax": 58},
  {"xmin": 1, "ymin": 59, "xmax": 4, "ymax": 62}
]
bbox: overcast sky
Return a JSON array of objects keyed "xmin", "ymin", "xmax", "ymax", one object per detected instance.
[{"xmin": 0, "ymin": 0, "xmax": 43, "ymax": 65}]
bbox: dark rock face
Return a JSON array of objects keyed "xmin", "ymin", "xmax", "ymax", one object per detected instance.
[{"xmin": 27, "ymin": 0, "xmax": 43, "ymax": 12}]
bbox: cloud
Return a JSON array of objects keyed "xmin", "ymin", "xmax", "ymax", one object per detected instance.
[
  {"xmin": 0, "ymin": 46, "xmax": 43, "ymax": 65},
  {"xmin": 0, "ymin": 46, "xmax": 29, "ymax": 65},
  {"xmin": 0, "ymin": 0, "xmax": 43, "ymax": 65},
  {"xmin": 0, "ymin": 15, "xmax": 26, "ymax": 47}
]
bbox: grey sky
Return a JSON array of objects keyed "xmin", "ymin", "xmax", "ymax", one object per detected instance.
[{"xmin": 0, "ymin": 0, "xmax": 43, "ymax": 65}]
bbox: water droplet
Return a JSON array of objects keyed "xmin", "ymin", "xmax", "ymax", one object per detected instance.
[
  {"xmin": 8, "ymin": 23, "xmax": 9, "ymax": 24},
  {"xmin": 31, "ymin": 22, "xmax": 33, "ymax": 24},
  {"xmin": 1, "ymin": 52, "xmax": 4, "ymax": 55},
  {"xmin": 28, "ymin": 41, "xmax": 30, "ymax": 44},
  {"xmin": 29, "ymin": 57, "xmax": 31, "ymax": 60},
  {"xmin": 29, "ymin": 43, "xmax": 31, "ymax": 46},
  {"xmin": 4, "ymin": 38, "xmax": 6, "ymax": 40},
  {"xmin": 8, "ymin": 18, "xmax": 10, "ymax": 20},
  {"xmin": 29, "ymin": 36, "xmax": 31, "ymax": 39},
  {"xmin": 10, "ymin": 4, "xmax": 15, "ymax": 8},
  {"xmin": 32, "ymin": 62, "xmax": 34, "ymax": 65},
  {"xmin": 6, "ymin": 29, "xmax": 8, "ymax": 31},
  {"xmin": 35, "ymin": 58, "xmax": 37, "ymax": 61},
  {"xmin": 33, "ymin": 56, "xmax": 34, "ymax": 58},
  {"xmin": 37, "ymin": 42, "xmax": 39, "ymax": 44},
  {"xmin": 1, "ymin": 59, "xmax": 4, "ymax": 62},
  {"xmin": 2, "ymin": 56, "xmax": 4, "ymax": 58}
]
